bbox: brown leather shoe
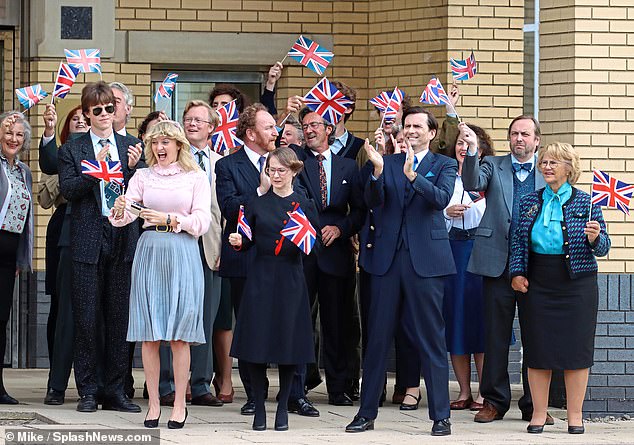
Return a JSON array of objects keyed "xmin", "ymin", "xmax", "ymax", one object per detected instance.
[
  {"xmin": 160, "ymin": 392, "xmax": 175, "ymax": 407},
  {"xmin": 469, "ymin": 400, "xmax": 484, "ymax": 411},
  {"xmin": 474, "ymin": 401, "xmax": 504, "ymax": 423},
  {"xmin": 217, "ymin": 389, "xmax": 234, "ymax": 404},
  {"xmin": 450, "ymin": 396, "xmax": 474, "ymax": 410},
  {"xmin": 191, "ymin": 392, "xmax": 223, "ymax": 407}
]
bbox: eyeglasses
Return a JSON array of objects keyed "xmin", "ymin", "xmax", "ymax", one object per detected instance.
[
  {"xmin": 91, "ymin": 104, "xmax": 115, "ymax": 116},
  {"xmin": 266, "ymin": 167, "xmax": 289, "ymax": 176},
  {"xmin": 184, "ymin": 117, "xmax": 211, "ymax": 126},
  {"xmin": 302, "ymin": 122, "xmax": 326, "ymax": 131},
  {"xmin": 539, "ymin": 160, "xmax": 567, "ymax": 168}
]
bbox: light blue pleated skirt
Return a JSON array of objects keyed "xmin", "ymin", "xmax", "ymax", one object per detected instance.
[{"xmin": 127, "ymin": 230, "xmax": 206, "ymax": 345}]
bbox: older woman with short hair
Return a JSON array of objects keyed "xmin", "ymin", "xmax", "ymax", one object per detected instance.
[
  {"xmin": 510, "ymin": 142, "xmax": 610, "ymax": 435},
  {"xmin": 0, "ymin": 111, "xmax": 33, "ymax": 404}
]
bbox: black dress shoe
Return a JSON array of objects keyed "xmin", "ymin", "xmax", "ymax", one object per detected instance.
[
  {"xmin": 191, "ymin": 393, "xmax": 223, "ymax": 407},
  {"xmin": 431, "ymin": 418, "xmax": 452, "ymax": 436},
  {"xmin": 144, "ymin": 409, "xmax": 161, "ymax": 428},
  {"xmin": 125, "ymin": 386, "xmax": 135, "ymax": 399},
  {"xmin": 167, "ymin": 408, "xmax": 188, "ymax": 429},
  {"xmin": 288, "ymin": 397, "xmax": 320, "ymax": 417},
  {"xmin": 77, "ymin": 394, "xmax": 97, "ymax": 412},
  {"xmin": 568, "ymin": 425, "xmax": 585, "ymax": 434},
  {"xmin": 0, "ymin": 393, "xmax": 19, "ymax": 405},
  {"xmin": 346, "ymin": 415, "xmax": 374, "ymax": 432},
  {"xmin": 274, "ymin": 408, "xmax": 288, "ymax": 431},
  {"xmin": 44, "ymin": 388, "xmax": 65, "ymax": 405},
  {"xmin": 527, "ymin": 423, "xmax": 544, "ymax": 434},
  {"xmin": 102, "ymin": 394, "xmax": 142, "ymax": 413},
  {"xmin": 329, "ymin": 393, "xmax": 353, "ymax": 406},
  {"xmin": 241, "ymin": 399, "xmax": 256, "ymax": 415},
  {"xmin": 400, "ymin": 391, "xmax": 421, "ymax": 411},
  {"xmin": 345, "ymin": 381, "xmax": 360, "ymax": 401}
]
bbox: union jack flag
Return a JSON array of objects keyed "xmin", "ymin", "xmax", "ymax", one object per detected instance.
[
  {"xmin": 154, "ymin": 72, "xmax": 179, "ymax": 103},
  {"xmin": 451, "ymin": 51, "xmax": 478, "ymax": 81},
  {"xmin": 81, "ymin": 160, "xmax": 124, "ymax": 184},
  {"xmin": 287, "ymin": 35, "xmax": 334, "ymax": 76},
  {"xmin": 15, "ymin": 84, "xmax": 48, "ymax": 110},
  {"xmin": 419, "ymin": 77, "xmax": 451, "ymax": 106},
  {"xmin": 64, "ymin": 48, "xmax": 101, "ymax": 74},
  {"xmin": 303, "ymin": 77, "xmax": 354, "ymax": 125},
  {"xmin": 237, "ymin": 205, "xmax": 252, "ymax": 240},
  {"xmin": 591, "ymin": 169, "xmax": 634, "ymax": 215},
  {"xmin": 369, "ymin": 91, "xmax": 391, "ymax": 112},
  {"xmin": 52, "ymin": 62, "xmax": 80, "ymax": 99},
  {"xmin": 280, "ymin": 205, "xmax": 317, "ymax": 255},
  {"xmin": 384, "ymin": 87, "xmax": 405, "ymax": 122},
  {"xmin": 211, "ymin": 100, "xmax": 243, "ymax": 154}
]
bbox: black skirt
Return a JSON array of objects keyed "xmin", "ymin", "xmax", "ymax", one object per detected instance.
[{"xmin": 518, "ymin": 253, "xmax": 598, "ymax": 370}]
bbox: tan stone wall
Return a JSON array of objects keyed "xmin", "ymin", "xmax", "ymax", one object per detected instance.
[{"xmin": 540, "ymin": 2, "xmax": 634, "ymax": 272}]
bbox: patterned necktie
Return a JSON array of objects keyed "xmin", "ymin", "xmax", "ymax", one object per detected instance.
[
  {"xmin": 99, "ymin": 138, "xmax": 120, "ymax": 211},
  {"xmin": 316, "ymin": 154, "xmax": 328, "ymax": 208},
  {"xmin": 196, "ymin": 150, "xmax": 206, "ymax": 172},
  {"xmin": 258, "ymin": 156, "xmax": 266, "ymax": 173}
]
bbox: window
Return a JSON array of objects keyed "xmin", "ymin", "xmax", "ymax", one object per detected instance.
[{"xmin": 523, "ymin": 0, "xmax": 539, "ymax": 119}]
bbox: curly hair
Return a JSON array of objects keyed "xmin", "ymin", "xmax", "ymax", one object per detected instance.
[
  {"xmin": 537, "ymin": 142, "xmax": 581, "ymax": 185},
  {"xmin": 143, "ymin": 121, "xmax": 199, "ymax": 172},
  {"xmin": 208, "ymin": 84, "xmax": 250, "ymax": 113},
  {"xmin": 236, "ymin": 103, "xmax": 268, "ymax": 141}
]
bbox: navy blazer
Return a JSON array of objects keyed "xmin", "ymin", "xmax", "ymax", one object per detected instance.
[
  {"xmin": 359, "ymin": 151, "xmax": 457, "ymax": 278},
  {"xmin": 337, "ymin": 131, "xmax": 365, "ymax": 161},
  {"xmin": 295, "ymin": 148, "xmax": 365, "ymax": 277},
  {"xmin": 58, "ymin": 132, "xmax": 144, "ymax": 264}
]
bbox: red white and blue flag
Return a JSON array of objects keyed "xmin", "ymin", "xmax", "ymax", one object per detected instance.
[
  {"xmin": 591, "ymin": 169, "xmax": 634, "ymax": 215},
  {"xmin": 212, "ymin": 100, "xmax": 243, "ymax": 154},
  {"xmin": 237, "ymin": 205, "xmax": 252, "ymax": 240},
  {"xmin": 280, "ymin": 205, "xmax": 317, "ymax": 255},
  {"xmin": 304, "ymin": 77, "xmax": 354, "ymax": 125},
  {"xmin": 154, "ymin": 72, "xmax": 179, "ymax": 103},
  {"xmin": 52, "ymin": 62, "xmax": 80, "ymax": 99},
  {"xmin": 287, "ymin": 35, "xmax": 334, "ymax": 76},
  {"xmin": 450, "ymin": 51, "xmax": 478, "ymax": 81},
  {"xmin": 419, "ymin": 77, "xmax": 451, "ymax": 106},
  {"xmin": 383, "ymin": 87, "xmax": 405, "ymax": 122},
  {"xmin": 15, "ymin": 84, "xmax": 48, "ymax": 110},
  {"xmin": 369, "ymin": 91, "xmax": 391, "ymax": 112},
  {"xmin": 467, "ymin": 190, "xmax": 486, "ymax": 203},
  {"xmin": 81, "ymin": 160, "xmax": 124, "ymax": 184},
  {"xmin": 64, "ymin": 48, "xmax": 102, "ymax": 74}
]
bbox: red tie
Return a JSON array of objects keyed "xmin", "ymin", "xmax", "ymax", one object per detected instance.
[{"xmin": 316, "ymin": 154, "xmax": 327, "ymax": 207}]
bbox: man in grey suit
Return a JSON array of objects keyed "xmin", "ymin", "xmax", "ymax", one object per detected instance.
[{"xmin": 461, "ymin": 116, "xmax": 547, "ymax": 423}]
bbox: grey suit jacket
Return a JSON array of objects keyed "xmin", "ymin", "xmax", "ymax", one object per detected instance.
[{"xmin": 461, "ymin": 153, "xmax": 545, "ymax": 278}]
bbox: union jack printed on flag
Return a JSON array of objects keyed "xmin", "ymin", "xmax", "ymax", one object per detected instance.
[
  {"xmin": 280, "ymin": 205, "xmax": 317, "ymax": 255},
  {"xmin": 369, "ymin": 91, "xmax": 391, "ymax": 113},
  {"xmin": 154, "ymin": 72, "xmax": 179, "ymax": 103},
  {"xmin": 52, "ymin": 62, "xmax": 80, "ymax": 99},
  {"xmin": 81, "ymin": 160, "xmax": 124, "ymax": 184},
  {"xmin": 211, "ymin": 100, "xmax": 243, "ymax": 154},
  {"xmin": 450, "ymin": 51, "xmax": 478, "ymax": 81},
  {"xmin": 64, "ymin": 48, "xmax": 102, "ymax": 74},
  {"xmin": 237, "ymin": 205, "xmax": 253, "ymax": 241},
  {"xmin": 287, "ymin": 35, "xmax": 334, "ymax": 76},
  {"xmin": 419, "ymin": 77, "xmax": 451, "ymax": 106},
  {"xmin": 15, "ymin": 84, "xmax": 48, "ymax": 110},
  {"xmin": 384, "ymin": 87, "xmax": 405, "ymax": 122},
  {"xmin": 591, "ymin": 169, "xmax": 634, "ymax": 215},
  {"xmin": 304, "ymin": 77, "xmax": 354, "ymax": 125}
]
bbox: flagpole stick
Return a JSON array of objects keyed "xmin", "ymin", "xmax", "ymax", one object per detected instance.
[
  {"xmin": 280, "ymin": 54, "xmax": 288, "ymax": 65},
  {"xmin": 449, "ymin": 101, "xmax": 462, "ymax": 123},
  {"xmin": 379, "ymin": 111, "xmax": 386, "ymax": 129}
]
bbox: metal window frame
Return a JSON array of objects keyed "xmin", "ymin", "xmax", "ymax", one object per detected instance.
[{"xmin": 523, "ymin": 0, "xmax": 540, "ymax": 119}]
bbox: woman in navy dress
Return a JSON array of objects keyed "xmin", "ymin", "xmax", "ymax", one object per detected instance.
[{"xmin": 229, "ymin": 146, "xmax": 318, "ymax": 431}]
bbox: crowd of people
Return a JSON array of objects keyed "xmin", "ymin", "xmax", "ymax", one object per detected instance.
[{"xmin": 0, "ymin": 61, "xmax": 610, "ymax": 436}]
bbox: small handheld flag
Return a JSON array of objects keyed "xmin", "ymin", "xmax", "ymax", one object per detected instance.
[
  {"xmin": 369, "ymin": 91, "xmax": 392, "ymax": 113},
  {"xmin": 420, "ymin": 77, "xmax": 451, "ymax": 106},
  {"xmin": 81, "ymin": 160, "xmax": 124, "ymax": 184},
  {"xmin": 280, "ymin": 205, "xmax": 317, "ymax": 255},
  {"xmin": 64, "ymin": 48, "xmax": 102, "ymax": 74},
  {"xmin": 237, "ymin": 205, "xmax": 253, "ymax": 240},
  {"xmin": 450, "ymin": 51, "xmax": 478, "ymax": 81},
  {"xmin": 591, "ymin": 169, "xmax": 634, "ymax": 215},
  {"xmin": 211, "ymin": 100, "xmax": 243, "ymax": 154},
  {"xmin": 154, "ymin": 72, "xmax": 179, "ymax": 103},
  {"xmin": 52, "ymin": 62, "xmax": 80, "ymax": 100},
  {"xmin": 303, "ymin": 77, "xmax": 354, "ymax": 125},
  {"xmin": 15, "ymin": 84, "xmax": 48, "ymax": 110},
  {"xmin": 383, "ymin": 87, "xmax": 405, "ymax": 123},
  {"xmin": 286, "ymin": 35, "xmax": 334, "ymax": 76},
  {"xmin": 467, "ymin": 190, "xmax": 485, "ymax": 203}
]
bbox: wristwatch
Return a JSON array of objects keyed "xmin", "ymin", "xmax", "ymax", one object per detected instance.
[{"xmin": 166, "ymin": 214, "xmax": 171, "ymax": 226}]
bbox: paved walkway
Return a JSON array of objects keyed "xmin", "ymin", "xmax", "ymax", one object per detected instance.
[{"xmin": 1, "ymin": 369, "xmax": 633, "ymax": 444}]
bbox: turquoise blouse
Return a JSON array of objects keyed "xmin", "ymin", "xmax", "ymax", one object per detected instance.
[{"xmin": 530, "ymin": 181, "xmax": 572, "ymax": 254}]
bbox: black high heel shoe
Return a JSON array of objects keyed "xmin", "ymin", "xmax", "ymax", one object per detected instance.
[
  {"xmin": 144, "ymin": 409, "xmax": 161, "ymax": 428},
  {"xmin": 568, "ymin": 424, "xmax": 585, "ymax": 434},
  {"xmin": 274, "ymin": 409, "xmax": 289, "ymax": 431},
  {"xmin": 527, "ymin": 423, "xmax": 545, "ymax": 434},
  {"xmin": 399, "ymin": 391, "xmax": 421, "ymax": 411},
  {"xmin": 167, "ymin": 408, "xmax": 188, "ymax": 429}
]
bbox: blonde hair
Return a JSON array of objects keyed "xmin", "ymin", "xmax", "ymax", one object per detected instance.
[
  {"xmin": 143, "ymin": 121, "xmax": 200, "ymax": 172},
  {"xmin": 537, "ymin": 142, "xmax": 581, "ymax": 185},
  {"xmin": 182, "ymin": 100, "xmax": 219, "ymax": 129}
]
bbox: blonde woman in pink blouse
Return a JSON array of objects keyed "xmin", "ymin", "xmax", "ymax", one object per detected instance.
[{"xmin": 110, "ymin": 121, "xmax": 211, "ymax": 429}]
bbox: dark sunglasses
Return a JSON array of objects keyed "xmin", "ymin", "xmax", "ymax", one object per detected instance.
[{"xmin": 91, "ymin": 104, "xmax": 115, "ymax": 116}]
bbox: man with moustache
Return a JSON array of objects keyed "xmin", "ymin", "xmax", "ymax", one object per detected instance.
[
  {"xmin": 215, "ymin": 103, "xmax": 280, "ymax": 415},
  {"xmin": 461, "ymin": 116, "xmax": 547, "ymax": 424}
]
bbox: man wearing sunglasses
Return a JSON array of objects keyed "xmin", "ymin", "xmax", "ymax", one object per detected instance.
[{"xmin": 59, "ymin": 81, "xmax": 145, "ymax": 414}]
